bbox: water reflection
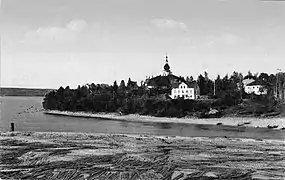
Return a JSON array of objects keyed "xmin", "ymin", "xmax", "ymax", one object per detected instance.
[{"xmin": 157, "ymin": 123, "xmax": 173, "ymax": 129}]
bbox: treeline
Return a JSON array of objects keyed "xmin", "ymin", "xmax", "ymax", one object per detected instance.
[
  {"xmin": 42, "ymin": 71, "xmax": 282, "ymax": 118},
  {"xmin": 42, "ymin": 84, "xmax": 228, "ymax": 117},
  {"xmin": 195, "ymin": 71, "xmax": 276, "ymax": 97}
]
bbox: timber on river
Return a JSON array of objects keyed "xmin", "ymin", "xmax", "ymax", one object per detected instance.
[{"xmin": 0, "ymin": 132, "xmax": 285, "ymax": 180}]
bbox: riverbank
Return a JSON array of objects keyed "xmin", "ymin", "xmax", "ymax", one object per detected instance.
[
  {"xmin": 1, "ymin": 131, "xmax": 285, "ymax": 179},
  {"xmin": 45, "ymin": 110, "xmax": 285, "ymax": 130}
]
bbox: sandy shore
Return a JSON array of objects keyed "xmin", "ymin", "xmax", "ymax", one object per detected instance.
[
  {"xmin": 1, "ymin": 131, "xmax": 285, "ymax": 179},
  {"xmin": 45, "ymin": 110, "xmax": 285, "ymax": 130}
]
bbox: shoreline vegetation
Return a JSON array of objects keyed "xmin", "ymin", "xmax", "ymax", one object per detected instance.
[
  {"xmin": 1, "ymin": 131, "xmax": 285, "ymax": 179},
  {"xmin": 45, "ymin": 110, "xmax": 285, "ymax": 130},
  {"xmin": 42, "ymin": 72, "xmax": 285, "ymax": 132}
]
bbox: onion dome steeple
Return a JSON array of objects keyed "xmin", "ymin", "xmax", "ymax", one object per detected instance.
[
  {"xmin": 164, "ymin": 55, "xmax": 170, "ymax": 72},
  {"xmin": 161, "ymin": 54, "xmax": 172, "ymax": 76}
]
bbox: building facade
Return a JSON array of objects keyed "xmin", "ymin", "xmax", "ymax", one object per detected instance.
[
  {"xmin": 244, "ymin": 80, "xmax": 268, "ymax": 95},
  {"xmin": 145, "ymin": 56, "xmax": 199, "ymax": 99},
  {"xmin": 170, "ymin": 82, "xmax": 196, "ymax": 99}
]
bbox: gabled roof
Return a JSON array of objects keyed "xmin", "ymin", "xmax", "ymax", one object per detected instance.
[
  {"xmin": 247, "ymin": 80, "xmax": 270, "ymax": 86},
  {"xmin": 172, "ymin": 81, "xmax": 198, "ymax": 88},
  {"xmin": 242, "ymin": 79, "xmax": 255, "ymax": 86}
]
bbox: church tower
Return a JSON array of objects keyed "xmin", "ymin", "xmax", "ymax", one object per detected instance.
[{"xmin": 161, "ymin": 55, "xmax": 172, "ymax": 76}]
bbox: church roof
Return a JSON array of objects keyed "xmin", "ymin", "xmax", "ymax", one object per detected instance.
[
  {"xmin": 147, "ymin": 75, "xmax": 172, "ymax": 87},
  {"xmin": 146, "ymin": 74, "xmax": 199, "ymax": 89}
]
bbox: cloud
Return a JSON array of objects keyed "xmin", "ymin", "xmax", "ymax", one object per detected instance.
[
  {"xmin": 150, "ymin": 18, "xmax": 188, "ymax": 32},
  {"xmin": 207, "ymin": 33, "xmax": 243, "ymax": 46},
  {"xmin": 66, "ymin": 19, "xmax": 87, "ymax": 32},
  {"xmin": 22, "ymin": 19, "xmax": 87, "ymax": 44}
]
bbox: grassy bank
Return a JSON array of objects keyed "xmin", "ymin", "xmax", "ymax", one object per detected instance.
[{"xmin": 1, "ymin": 132, "xmax": 285, "ymax": 179}]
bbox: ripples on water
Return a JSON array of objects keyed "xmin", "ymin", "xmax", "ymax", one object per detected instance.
[{"xmin": 0, "ymin": 96, "xmax": 284, "ymax": 139}]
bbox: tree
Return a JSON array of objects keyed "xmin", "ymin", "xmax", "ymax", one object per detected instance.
[
  {"xmin": 119, "ymin": 80, "xmax": 126, "ymax": 91},
  {"xmin": 90, "ymin": 83, "xmax": 96, "ymax": 93},
  {"xmin": 190, "ymin": 76, "xmax": 194, "ymax": 82},
  {"xmin": 244, "ymin": 71, "xmax": 255, "ymax": 80},
  {"xmin": 113, "ymin": 81, "xmax": 118, "ymax": 93},
  {"xmin": 204, "ymin": 71, "xmax": 209, "ymax": 81},
  {"xmin": 259, "ymin": 73, "xmax": 269, "ymax": 82},
  {"xmin": 215, "ymin": 75, "xmax": 222, "ymax": 95},
  {"xmin": 203, "ymin": 71, "xmax": 214, "ymax": 96},
  {"xmin": 230, "ymin": 71, "xmax": 239, "ymax": 84},
  {"xmin": 268, "ymin": 74, "xmax": 276, "ymax": 84},
  {"xmin": 186, "ymin": 76, "xmax": 190, "ymax": 82},
  {"xmin": 43, "ymin": 90, "xmax": 57, "ymax": 110},
  {"xmin": 197, "ymin": 74, "xmax": 206, "ymax": 95},
  {"xmin": 127, "ymin": 78, "xmax": 132, "ymax": 89}
]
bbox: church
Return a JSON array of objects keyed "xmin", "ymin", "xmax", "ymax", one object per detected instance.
[{"xmin": 145, "ymin": 56, "xmax": 200, "ymax": 99}]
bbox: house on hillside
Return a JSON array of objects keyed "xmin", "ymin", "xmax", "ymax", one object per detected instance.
[
  {"xmin": 244, "ymin": 80, "xmax": 269, "ymax": 95},
  {"xmin": 145, "ymin": 55, "xmax": 200, "ymax": 99},
  {"xmin": 169, "ymin": 81, "xmax": 199, "ymax": 99}
]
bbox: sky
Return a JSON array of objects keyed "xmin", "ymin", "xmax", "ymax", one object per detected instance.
[{"xmin": 1, "ymin": 0, "xmax": 285, "ymax": 89}]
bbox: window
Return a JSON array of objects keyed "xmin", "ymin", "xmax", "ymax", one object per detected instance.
[
  {"xmin": 174, "ymin": 95, "xmax": 177, "ymax": 98},
  {"xmin": 178, "ymin": 90, "xmax": 180, "ymax": 93},
  {"xmin": 186, "ymin": 90, "xmax": 188, "ymax": 93},
  {"xmin": 182, "ymin": 90, "xmax": 184, "ymax": 93},
  {"xmin": 174, "ymin": 90, "xmax": 176, "ymax": 93}
]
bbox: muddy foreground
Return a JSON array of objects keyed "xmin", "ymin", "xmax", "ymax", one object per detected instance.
[{"xmin": 0, "ymin": 132, "xmax": 285, "ymax": 180}]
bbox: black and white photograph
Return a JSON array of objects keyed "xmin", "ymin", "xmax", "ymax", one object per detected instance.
[{"xmin": 1, "ymin": 0, "xmax": 285, "ymax": 179}]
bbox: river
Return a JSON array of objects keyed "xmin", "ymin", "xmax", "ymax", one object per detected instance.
[{"xmin": 0, "ymin": 96, "xmax": 284, "ymax": 139}]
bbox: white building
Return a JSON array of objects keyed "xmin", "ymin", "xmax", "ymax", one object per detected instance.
[
  {"xmin": 170, "ymin": 82, "xmax": 196, "ymax": 99},
  {"xmin": 244, "ymin": 80, "xmax": 268, "ymax": 95},
  {"xmin": 145, "ymin": 55, "xmax": 200, "ymax": 99}
]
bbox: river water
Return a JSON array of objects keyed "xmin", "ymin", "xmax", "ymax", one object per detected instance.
[{"xmin": 0, "ymin": 96, "xmax": 284, "ymax": 139}]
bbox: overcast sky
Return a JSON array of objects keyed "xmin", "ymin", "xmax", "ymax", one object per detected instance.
[{"xmin": 1, "ymin": 0, "xmax": 285, "ymax": 88}]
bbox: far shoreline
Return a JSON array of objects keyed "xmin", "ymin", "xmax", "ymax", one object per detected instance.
[{"xmin": 44, "ymin": 110, "xmax": 285, "ymax": 130}]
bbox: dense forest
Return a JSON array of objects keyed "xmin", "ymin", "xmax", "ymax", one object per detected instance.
[{"xmin": 43, "ymin": 72, "xmax": 285, "ymax": 118}]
